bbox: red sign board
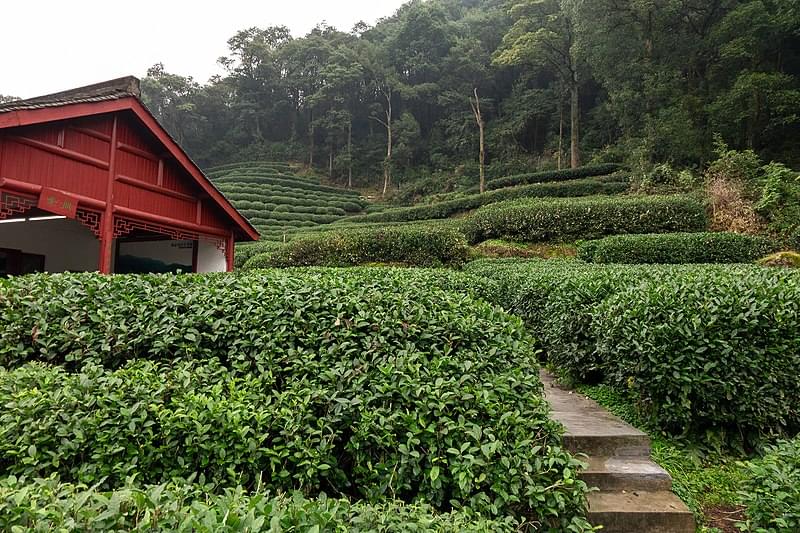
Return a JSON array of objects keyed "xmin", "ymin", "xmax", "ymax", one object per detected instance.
[{"xmin": 37, "ymin": 188, "xmax": 78, "ymax": 219}]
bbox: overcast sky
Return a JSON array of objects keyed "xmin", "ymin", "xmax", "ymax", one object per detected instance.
[{"xmin": 0, "ymin": 0, "xmax": 407, "ymax": 98}]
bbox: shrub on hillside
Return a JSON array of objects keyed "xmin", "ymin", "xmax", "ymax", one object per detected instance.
[
  {"xmin": 594, "ymin": 268, "xmax": 800, "ymax": 445},
  {"xmin": 738, "ymin": 438, "xmax": 800, "ymax": 533},
  {"xmin": 216, "ymin": 175, "xmax": 361, "ymax": 197},
  {"xmin": 244, "ymin": 226, "xmax": 469, "ymax": 268},
  {"xmin": 485, "ymin": 164, "xmax": 621, "ymax": 190},
  {"xmin": 466, "ymin": 259, "xmax": 800, "ymax": 447},
  {"xmin": 463, "ymin": 195, "xmax": 708, "ymax": 244},
  {"xmin": 577, "ymin": 232, "xmax": 777, "ymax": 264},
  {"xmin": 344, "ymin": 179, "xmax": 629, "ymax": 224},
  {"xmin": 0, "ymin": 478, "xmax": 520, "ymax": 532},
  {"xmin": 0, "ymin": 270, "xmax": 590, "ymax": 527}
]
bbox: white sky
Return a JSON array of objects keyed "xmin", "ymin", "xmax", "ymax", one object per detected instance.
[{"xmin": 0, "ymin": 0, "xmax": 407, "ymax": 98}]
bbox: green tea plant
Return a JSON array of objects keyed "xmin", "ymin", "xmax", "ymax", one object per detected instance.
[
  {"xmin": 577, "ymin": 232, "xmax": 777, "ymax": 264},
  {"xmin": 0, "ymin": 269, "xmax": 591, "ymax": 527},
  {"xmin": 343, "ymin": 179, "xmax": 629, "ymax": 224},
  {"xmin": 0, "ymin": 477, "xmax": 520, "ymax": 532},
  {"xmin": 243, "ymin": 226, "xmax": 469, "ymax": 268},
  {"xmin": 485, "ymin": 164, "xmax": 621, "ymax": 190},
  {"xmin": 738, "ymin": 438, "xmax": 800, "ymax": 532},
  {"xmin": 463, "ymin": 195, "xmax": 708, "ymax": 244}
]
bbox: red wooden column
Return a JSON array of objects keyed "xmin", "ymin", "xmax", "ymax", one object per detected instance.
[
  {"xmin": 98, "ymin": 116, "xmax": 118, "ymax": 274},
  {"xmin": 225, "ymin": 231, "xmax": 235, "ymax": 272}
]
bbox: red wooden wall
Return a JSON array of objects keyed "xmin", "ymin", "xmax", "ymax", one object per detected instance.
[{"xmin": 0, "ymin": 110, "xmax": 229, "ymax": 233}]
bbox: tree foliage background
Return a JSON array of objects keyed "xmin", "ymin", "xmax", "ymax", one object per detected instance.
[{"xmin": 137, "ymin": 0, "xmax": 800, "ymax": 189}]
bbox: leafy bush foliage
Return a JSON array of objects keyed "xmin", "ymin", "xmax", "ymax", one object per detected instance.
[
  {"xmin": 485, "ymin": 164, "xmax": 621, "ymax": 190},
  {"xmin": 344, "ymin": 179, "xmax": 629, "ymax": 224},
  {"xmin": 577, "ymin": 232, "xmax": 777, "ymax": 264},
  {"xmin": 0, "ymin": 477, "xmax": 518, "ymax": 532},
  {"xmin": 466, "ymin": 259, "xmax": 800, "ymax": 447},
  {"xmin": 0, "ymin": 270, "xmax": 590, "ymax": 526},
  {"xmin": 595, "ymin": 268, "xmax": 800, "ymax": 445},
  {"xmin": 738, "ymin": 438, "xmax": 800, "ymax": 533},
  {"xmin": 243, "ymin": 226, "xmax": 469, "ymax": 268},
  {"xmin": 464, "ymin": 195, "xmax": 708, "ymax": 244}
]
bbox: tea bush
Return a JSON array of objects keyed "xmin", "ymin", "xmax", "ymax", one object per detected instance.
[
  {"xmin": 577, "ymin": 232, "xmax": 777, "ymax": 264},
  {"xmin": 485, "ymin": 164, "xmax": 621, "ymax": 190},
  {"xmin": 243, "ymin": 226, "xmax": 469, "ymax": 268},
  {"xmin": 738, "ymin": 437, "xmax": 800, "ymax": 532},
  {"xmin": 466, "ymin": 259, "xmax": 800, "ymax": 446},
  {"xmin": 0, "ymin": 477, "xmax": 518, "ymax": 532},
  {"xmin": 344, "ymin": 179, "xmax": 629, "ymax": 224},
  {"xmin": 0, "ymin": 269, "xmax": 590, "ymax": 527},
  {"xmin": 594, "ymin": 268, "xmax": 800, "ymax": 444},
  {"xmin": 463, "ymin": 195, "xmax": 707, "ymax": 244}
]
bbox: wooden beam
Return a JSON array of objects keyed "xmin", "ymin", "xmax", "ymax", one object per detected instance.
[
  {"xmin": 7, "ymin": 135, "xmax": 109, "ymax": 170},
  {"xmin": 116, "ymin": 174, "xmax": 197, "ymax": 203}
]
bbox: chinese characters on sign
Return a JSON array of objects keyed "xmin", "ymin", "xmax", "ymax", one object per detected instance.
[{"xmin": 37, "ymin": 188, "xmax": 79, "ymax": 219}]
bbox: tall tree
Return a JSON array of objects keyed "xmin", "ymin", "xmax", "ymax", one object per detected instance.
[{"xmin": 496, "ymin": 0, "xmax": 584, "ymax": 168}]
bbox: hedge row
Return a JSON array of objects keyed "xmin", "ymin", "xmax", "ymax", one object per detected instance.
[
  {"xmin": 238, "ymin": 210, "xmax": 341, "ymax": 225},
  {"xmin": 342, "ymin": 179, "xmax": 629, "ymax": 224},
  {"xmin": 463, "ymin": 195, "xmax": 708, "ymax": 244},
  {"xmin": 234, "ymin": 201, "xmax": 346, "ymax": 216},
  {"xmin": 221, "ymin": 186, "xmax": 363, "ymax": 203},
  {"xmin": 0, "ymin": 270, "xmax": 590, "ymax": 526},
  {"xmin": 0, "ymin": 478, "xmax": 519, "ymax": 532},
  {"xmin": 250, "ymin": 219, "xmax": 468, "ymax": 244},
  {"xmin": 206, "ymin": 161, "xmax": 293, "ymax": 173},
  {"xmin": 485, "ymin": 164, "xmax": 621, "ymax": 190},
  {"xmin": 243, "ymin": 226, "xmax": 470, "ymax": 268},
  {"xmin": 218, "ymin": 182, "xmax": 365, "ymax": 204},
  {"xmin": 577, "ymin": 232, "xmax": 778, "ymax": 264},
  {"xmin": 227, "ymin": 193, "xmax": 364, "ymax": 213},
  {"xmin": 216, "ymin": 175, "xmax": 361, "ymax": 196},
  {"xmin": 465, "ymin": 259, "xmax": 800, "ymax": 447}
]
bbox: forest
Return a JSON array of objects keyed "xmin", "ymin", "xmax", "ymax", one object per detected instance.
[{"xmin": 135, "ymin": 0, "xmax": 800, "ymax": 195}]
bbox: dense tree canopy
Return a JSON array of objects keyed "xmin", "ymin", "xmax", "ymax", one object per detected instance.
[{"xmin": 135, "ymin": 0, "xmax": 800, "ymax": 191}]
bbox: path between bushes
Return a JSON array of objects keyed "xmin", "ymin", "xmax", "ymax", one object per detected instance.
[{"xmin": 541, "ymin": 371, "xmax": 696, "ymax": 533}]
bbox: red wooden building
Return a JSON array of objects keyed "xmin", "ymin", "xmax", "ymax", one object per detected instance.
[{"xmin": 0, "ymin": 77, "xmax": 258, "ymax": 275}]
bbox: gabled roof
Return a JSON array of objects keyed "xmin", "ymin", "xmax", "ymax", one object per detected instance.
[
  {"xmin": 0, "ymin": 77, "xmax": 141, "ymax": 113},
  {"xmin": 0, "ymin": 77, "xmax": 259, "ymax": 242}
]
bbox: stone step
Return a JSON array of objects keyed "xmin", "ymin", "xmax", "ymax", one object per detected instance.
[
  {"xmin": 541, "ymin": 373, "xmax": 651, "ymax": 457},
  {"xmin": 587, "ymin": 491, "xmax": 696, "ymax": 533},
  {"xmin": 581, "ymin": 455, "xmax": 673, "ymax": 491}
]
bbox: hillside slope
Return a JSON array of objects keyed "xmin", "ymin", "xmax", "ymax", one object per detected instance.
[{"xmin": 207, "ymin": 161, "xmax": 367, "ymax": 241}]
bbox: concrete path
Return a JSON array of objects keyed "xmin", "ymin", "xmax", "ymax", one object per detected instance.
[{"xmin": 541, "ymin": 371, "xmax": 695, "ymax": 533}]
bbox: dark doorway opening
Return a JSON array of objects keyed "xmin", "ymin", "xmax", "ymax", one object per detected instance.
[{"xmin": 0, "ymin": 248, "xmax": 46, "ymax": 276}]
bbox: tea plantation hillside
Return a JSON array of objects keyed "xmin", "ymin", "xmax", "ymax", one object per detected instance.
[{"xmin": 207, "ymin": 161, "xmax": 369, "ymax": 241}]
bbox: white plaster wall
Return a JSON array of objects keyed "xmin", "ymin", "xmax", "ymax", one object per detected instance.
[
  {"xmin": 118, "ymin": 240, "xmax": 193, "ymax": 268},
  {"xmin": 0, "ymin": 217, "xmax": 100, "ymax": 272},
  {"xmin": 197, "ymin": 240, "xmax": 227, "ymax": 273}
]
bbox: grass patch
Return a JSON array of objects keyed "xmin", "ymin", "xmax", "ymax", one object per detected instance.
[{"xmin": 575, "ymin": 383, "xmax": 747, "ymax": 530}]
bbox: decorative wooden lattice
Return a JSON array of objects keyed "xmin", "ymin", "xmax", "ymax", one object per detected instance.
[
  {"xmin": 0, "ymin": 192, "xmax": 36, "ymax": 220},
  {"xmin": 113, "ymin": 217, "xmax": 226, "ymax": 251},
  {"xmin": 76, "ymin": 209, "xmax": 103, "ymax": 238}
]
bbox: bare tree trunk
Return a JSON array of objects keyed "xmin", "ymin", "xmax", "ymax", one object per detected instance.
[
  {"xmin": 329, "ymin": 142, "xmax": 334, "ymax": 179},
  {"xmin": 347, "ymin": 118, "xmax": 353, "ymax": 189},
  {"xmin": 308, "ymin": 110, "xmax": 315, "ymax": 168},
  {"xmin": 382, "ymin": 94, "xmax": 393, "ymax": 197},
  {"xmin": 471, "ymin": 88, "xmax": 486, "ymax": 194},
  {"xmin": 570, "ymin": 75, "xmax": 581, "ymax": 169},
  {"xmin": 558, "ymin": 92, "xmax": 564, "ymax": 170}
]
